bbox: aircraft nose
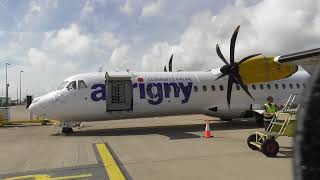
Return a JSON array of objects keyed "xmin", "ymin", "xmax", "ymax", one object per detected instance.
[
  {"xmin": 28, "ymin": 96, "xmax": 51, "ymax": 117},
  {"xmin": 29, "ymin": 97, "xmax": 42, "ymax": 115}
]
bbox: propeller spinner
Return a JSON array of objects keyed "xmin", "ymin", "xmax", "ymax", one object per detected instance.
[{"xmin": 216, "ymin": 25, "xmax": 261, "ymax": 108}]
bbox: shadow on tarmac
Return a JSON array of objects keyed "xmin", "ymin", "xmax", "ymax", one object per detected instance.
[{"xmin": 60, "ymin": 120, "xmax": 259, "ymax": 140}]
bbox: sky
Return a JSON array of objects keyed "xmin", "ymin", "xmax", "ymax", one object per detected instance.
[{"xmin": 0, "ymin": 0, "xmax": 319, "ymax": 98}]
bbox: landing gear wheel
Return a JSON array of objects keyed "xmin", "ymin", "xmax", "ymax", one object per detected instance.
[
  {"xmin": 247, "ymin": 134, "xmax": 260, "ymax": 150},
  {"xmin": 41, "ymin": 120, "xmax": 48, "ymax": 125},
  {"xmin": 62, "ymin": 127, "xmax": 73, "ymax": 133},
  {"xmin": 261, "ymin": 138, "xmax": 279, "ymax": 157}
]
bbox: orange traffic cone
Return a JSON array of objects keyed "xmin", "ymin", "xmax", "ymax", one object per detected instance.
[{"xmin": 203, "ymin": 120, "xmax": 213, "ymax": 138}]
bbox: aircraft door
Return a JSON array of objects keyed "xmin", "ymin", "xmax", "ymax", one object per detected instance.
[{"xmin": 106, "ymin": 80, "xmax": 133, "ymax": 111}]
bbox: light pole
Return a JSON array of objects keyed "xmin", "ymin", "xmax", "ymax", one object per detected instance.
[
  {"xmin": 19, "ymin": 70, "xmax": 24, "ymax": 104},
  {"xmin": 5, "ymin": 63, "xmax": 10, "ymax": 107}
]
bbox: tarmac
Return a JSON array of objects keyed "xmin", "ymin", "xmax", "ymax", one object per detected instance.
[{"xmin": 0, "ymin": 106, "xmax": 293, "ymax": 180}]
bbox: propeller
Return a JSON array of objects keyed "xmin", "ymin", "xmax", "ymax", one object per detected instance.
[
  {"xmin": 168, "ymin": 54, "xmax": 173, "ymax": 72},
  {"xmin": 164, "ymin": 54, "xmax": 173, "ymax": 72},
  {"xmin": 215, "ymin": 25, "xmax": 261, "ymax": 108}
]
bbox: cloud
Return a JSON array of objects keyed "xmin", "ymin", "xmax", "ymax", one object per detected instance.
[
  {"xmin": 141, "ymin": 0, "xmax": 162, "ymax": 17},
  {"xmin": 110, "ymin": 45, "xmax": 131, "ymax": 70},
  {"xmin": 28, "ymin": 48, "xmax": 47, "ymax": 67},
  {"xmin": 140, "ymin": 0, "xmax": 320, "ymax": 71},
  {"xmin": 44, "ymin": 23, "xmax": 91, "ymax": 56},
  {"xmin": 120, "ymin": 0, "xmax": 133, "ymax": 15},
  {"xmin": 22, "ymin": 1, "xmax": 41, "ymax": 24},
  {"xmin": 81, "ymin": 0, "xmax": 94, "ymax": 15},
  {"xmin": 29, "ymin": 1, "xmax": 41, "ymax": 13},
  {"xmin": 0, "ymin": 22, "xmax": 123, "ymax": 97},
  {"xmin": 97, "ymin": 32, "xmax": 120, "ymax": 49}
]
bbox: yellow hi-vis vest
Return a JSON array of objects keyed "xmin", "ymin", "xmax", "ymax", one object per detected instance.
[{"xmin": 264, "ymin": 103, "xmax": 276, "ymax": 113}]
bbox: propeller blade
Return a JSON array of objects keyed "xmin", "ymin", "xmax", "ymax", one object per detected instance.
[
  {"xmin": 164, "ymin": 65, "xmax": 167, "ymax": 72},
  {"xmin": 215, "ymin": 73, "xmax": 227, "ymax": 80},
  {"xmin": 169, "ymin": 54, "xmax": 173, "ymax": 72},
  {"xmin": 230, "ymin": 25, "xmax": 240, "ymax": 64},
  {"xmin": 233, "ymin": 75, "xmax": 254, "ymax": 100},
  {"xmin": 238, "ymin": 53, "xmax": 261, "ymax": 65},
  {"xmin": 216, "ymin": 44, "xmax": 229, "ymax": 65},
  {"xmin": 226, "ymin": 76, "xmax": 234, "ymax": 109}
]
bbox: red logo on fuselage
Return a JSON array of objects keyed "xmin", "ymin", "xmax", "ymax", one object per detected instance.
[{"xmin": 137, "ymin": 77, "xmax": 144, "ymax": 82}]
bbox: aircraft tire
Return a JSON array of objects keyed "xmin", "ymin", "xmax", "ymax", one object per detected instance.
[
  {"xmin": 62, "ymin": 127, "xmax": 73, "ymax": 133},
  {"xmin": 261, "ymin": 138, "xmax": 279, "ymax": 157},
  {"xmin": 294, "ymin": 64, "xmax": 320, "ymax": 180},
  {"xmin": 247, "ymin": 134, "xmax": 260, "ymax": 150}
]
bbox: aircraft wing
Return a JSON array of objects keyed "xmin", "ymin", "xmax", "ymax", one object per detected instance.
[{"xmin": 274, "ymin": 48, "xmax": 320, "ymax": 74}]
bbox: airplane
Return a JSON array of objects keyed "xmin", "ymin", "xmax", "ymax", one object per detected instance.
[{"xmin": 29, "ymin": 26, "xmax": 320, "ymax": 133}]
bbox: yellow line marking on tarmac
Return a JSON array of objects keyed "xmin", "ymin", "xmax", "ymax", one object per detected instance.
[
  {"xmin": 3, "ymin": 173, "xmax": 92, "ymax": 180},
  {"xmin": 96, "ymin": 143, "xmax": 126, "ymax": 180},
  {"xmin": 3, "ymin": 174, "xmax": 50, "ymax": 180},
  {"xmin": 51, "ymin": 173, "xmax": 92, "ymax": 180}
]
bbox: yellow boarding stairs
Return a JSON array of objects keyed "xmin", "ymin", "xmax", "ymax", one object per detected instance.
[{"xmin": 247, "ymin": 94, "xmax": 298, "ymax": 157}]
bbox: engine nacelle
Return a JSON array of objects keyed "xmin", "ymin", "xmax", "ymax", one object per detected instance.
[{"xmin": 239, "ymin": 56, "xmax": 298, "ymax": 84}]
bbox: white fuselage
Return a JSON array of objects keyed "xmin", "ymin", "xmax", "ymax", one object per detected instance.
[{"xmin": 29, "ymin": 70, "xmax": 309, "ymax": 122}]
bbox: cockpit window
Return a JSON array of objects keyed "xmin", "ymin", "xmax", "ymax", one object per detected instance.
[
  {"xmin": 66, "ymin": 81, "xmax": 77, "ymax": 90},
  {"xmin": 78, "ymin": 80, "xmax": 87, "ymax": 89},
  {"xmin": 56, "ymin": 81, "xmax": 69, "ymax": 90}
]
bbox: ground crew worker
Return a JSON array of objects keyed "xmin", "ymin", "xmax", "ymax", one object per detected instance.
[{"xmin": 263, "ymin": 96, "xmax": 280, "ymax": 130}]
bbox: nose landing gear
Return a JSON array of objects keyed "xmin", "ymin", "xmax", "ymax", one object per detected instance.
[{"xmin": 60, "ymin": 121, "xmax": 74, "ymax": 134}]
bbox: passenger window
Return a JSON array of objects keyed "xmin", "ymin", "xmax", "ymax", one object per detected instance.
[
  {"xmin": 296, "ymin": 83, "xmax": 300, "ymax": 89},
  {"xmin": 66, "ymin": 81, "xmax": 76, "ymax": 90},
  {"xmin": 275, "ymin": 84, "xmax": 279, "ymax": 89},
  {"xmin": 211, "ymin": 85, "xmax": 215, "ymax": 91},
  {"xmin": 78, "ymin": 80, "xmax": 87, "ymax": 89},
  {"xmin": 289, "ymin": 83, "xmax": 293, "ymax": 89},
  {"xmin": 282, "ymin": 84, "xmax": 286, "ymax": 89},
  {"xmin": 219, "ymin": 85, "xmax": 224, "ymax": 91},
  {"xmin": 267, "ymin": 84, "xmax": 271, "ymax": 90},
  {"xmin": 236, "ymin": 84, "xmax": 240, "ymax": 90},
  {"xmin": 203, "ymin": 86, "xmax": 207, "ymax": 92},
  {"xmin": 194, "ymin": 86, "xmax": 198, "ymax": 92},
  {"xmin": 260, "ymin": 84, "xmax": 264, "ymax": 90},
  {"xmin": 252, "ymin": 84, "xmax": 256, "ymax": 90},
  {"xmin": 303, "ymin": 83, "xmax": 306, "ymax": 88}
]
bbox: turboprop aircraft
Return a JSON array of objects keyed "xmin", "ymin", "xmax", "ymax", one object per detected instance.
[{"xmin": 29, "ymin": 26, "xmax": 320, "ymax": 133}]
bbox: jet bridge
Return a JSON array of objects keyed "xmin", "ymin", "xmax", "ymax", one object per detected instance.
[{"xmin": 105, "ymin": 71, "xmax": 133, "ymax": 111}]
